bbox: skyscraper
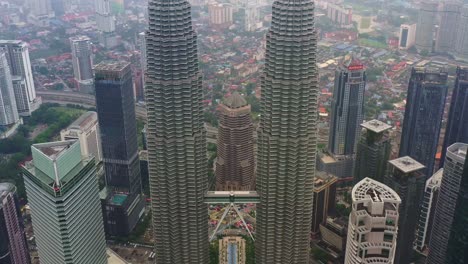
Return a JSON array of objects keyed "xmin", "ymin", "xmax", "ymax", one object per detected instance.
[
  {"xmin": 436, "ymin": 1, "xmax": 462, "ymax": 53},
  {"xmin": 454, "ymin": 5, "xmax": 468, "ymax": 61},
  {"xmin": 95, "ymin": 0, "xmax": 118, "ymax": 48},
  {"xmin": 399, "ymin": 67, "xmax": 448, "ymax": 178},
  {"xmin": 384, "ymin": 156, "xmax": 426, "ymax": 264},
  {"xmin": 216, "ymin": 92, "xmax": 255, "ymax": 191},
  {"xmin": 415, "ymin": 1, "xmax": 437, "ymax": 52},
  {"xmin": 255, "ymin": 0, "xmax": 318, "ymax": 262},
  {"xmin": 0, "ymin": 183, "xmax": 31, "ymax": 264},
  {"xmin": 0, "ymin": 52, "xmax": 19, "ymax": 126},
  {"xmin": 22, "ymin": 140, "xmax": 107, "ymax": 264},
  {"xmin": 311, "ymin": 172, "xmax": 337, "ymax": 234},
  {"xmin": 427, "ymin": 143, "xmax": 467, "ymax": 264},
  {"xmin": 354, "ymin": 120, "xmax": 392, "ymax": 183},
  {"xmin": 145, "ymin": 0, "xmax": 209, "ymax": 262},
  {"xmin": 345, "ymin": 178, "xmax": 401, "ymax": 264},
  {"xmin": 95, "ymin": 61, "xmax": 144, "ymax": 236},
  {"xmin": 27, "ymin": 0, "xmax": 54, "ymax": 27},
  {"xmin": 446, "ymin": 151, "xmax": 468, "ymax": 264},
  {"xmin": 414, "ymin": 169, "xmax": 443, "ymax": 253},
  {"xmin": 0, "ymin": 40, "xmax": 40, "ymax": 116},
  {"xmin": 441, "ymin": 67, "xmax": 468, "ymax": 167},
  {"xmin": 399, "ymin": 24, "xmax": 417, "ymax": 50},
  {"xmin": 70, "ymin": 36, "xmax": 94, "ymax": 93}
]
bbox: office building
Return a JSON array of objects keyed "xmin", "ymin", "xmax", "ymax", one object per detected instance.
[
  {"xmin": 22, "ymin": 140, "xmax": 107, "ymax": 264},
  {"xmin": 95, "ymin": 0, "xmax": 118, "ymax": 48},
  {"xmin": 344, "ymin": 178, "xmax": 401, "ymax": 264},
  {"xmin": 60, "ymin": 111, "xmax": 102, "ymax": 162},
  {"xmin": 95, "ymin": 61, "xmax": 144, "ymax": 236},
  {"xmin": 319, "ymin": 217, "xmax": 348, "ymax": 253},
  {"xmin": 0, "ymin": 183, "xmax": 31, "ymax": 264},
  {"xmin": 0, "ymin": 40, "xmax": 40, "ymax": 116},
  {"xmin": 146, "ymin": 0, "xmax": 209, "ymax": 261},
  {"xmin": 441, "ymin": 67, "xmax": 468, "ymax": 167},
  {"xmin": 0, "ymin": 52, "xmax": 19, "ymax": 126},
  {"xmin": 446, "ymin": 151, "xmax": 468, "ymax": 264},
  {"xmin": 399, "ymin": 67, "xmax": 448, "ymax": 177},
  {"xmin": 415, "ymin": 1, "xmax": 437, "ymax": 52},
  {"xmin": 311, "ymin": 172, "xmax": 337, "ymax": 234},
  {"xmin": 414, "ymin": 168, "xmax": 443, "ymax": 253},
  {"xmin": 399, "ymin": 24, "xmax": 417, "ymax": 50},
  {"xmin": 454, "ymin": 6, "xmax": 468, "ymax": 61},
  {"xmin": 255, "ymin": 0, "xmax": 318, "ymax": 262},
  {"xmin": 219, "ymin": 236, "xmax": 246, "ymax": 264},
  {"xmin": 27, "ymin": 0, "xmax": 54, "ymax": 27},
  {"xmin": 326, "ymin": 3, "xmax": 353, "ymax": 27},
  {"xmin": 427, "ymin": 143, "xmax": 467, "ymax": 264},
  {"xmin": 436, "ymin": 2, "xmax": 462, "ymax": 53},
  {"xmin": 208, "ymin": 3, "xmax": 233, "ymax": 27},
  {"xmin": 215, "ymin": 92, "xmax": 255, "ymax": 191},
  {"xmin": 70, "ymin": 36, "xmax": 94, "ymax": 93},
  {"xmin": 384, "ymin": 156, "xmax": 426, "ymax": 264},
  {"xmin": 354, "ymin": 120, "xmax": 392, "ymax": 183}
]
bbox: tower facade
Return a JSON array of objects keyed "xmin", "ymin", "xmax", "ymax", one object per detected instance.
[
  {"xmin": 454, "ymin": 6, "xmax": 468, "ymax": 61},
  {"xmin": 70, "ymin": 36, "xmax": 94, "ymax": 93},
  {"xmin": 0, "ymin": 40, "xmax": 39, "ymax": 116},
  {"xmin": 441, "ymin": 67, "xmax": 468, "ymax": 167},
  {"xmin": 427, "ymin": 143, "xmax": 468, "ymax": 263},
  {"xmin": 384, "ymin": 156, "xmax": 426, "ymax": 264},
  {"xmin": 256, "ymin": 0, "xmax": 319, "ymax": 262},
  {"xmin": 399, "ymin": 67, "xmax": 448, "ymax": 178},
  {"xmin": 436, "ymin": 1, "xmax": 462, "ymax": 53},
  {"xmin": 95, "ymin": 61, "xmax": 144, "ymax": 236},
  {"xmin": 0, "ymin": 183, "xmax": 31, "ymax": 264},
  {"xmin": 354, "ymin": 120, "xmax": 392, "ymax": 183},
  {"xmin": 22, "ymin": 140, "xmax": 107, "ymax": 264},
  {"xmin": 145, "ymin": 0, "xmax": 209, "ymax": 262},
  {"xmin": 216, "ymin": 92, "xmax": 255, "ymax": 191},
  {"xmin": 345, "ymin": 178, "xmax": 401, "ymax": 264},
  {"xmin": 0, "ymin": 52, "xmax": 19, "ymax": 126},
  {"xmin": 328, "ymin": 57, "xmax": 366, "ymax": 156},
  {"xmin": 415, "ymin": 1, "xmax": 437, "ymax": 52}
]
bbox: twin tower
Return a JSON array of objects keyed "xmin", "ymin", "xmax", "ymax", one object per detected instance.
[{"xmin": 145, "ymin": 0, "xmax": 318, "ymax": 263}]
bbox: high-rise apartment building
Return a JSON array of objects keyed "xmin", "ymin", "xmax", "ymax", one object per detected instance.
[
  {"xmin": 208, "ymin": 3, "xmax": 233, "ymax": 27},
  {"xmin": 0, "ymin": 183, "xmax": 31, "ymax": 264},
  {"xmin": 454, "ymin": 5, "xmax": 468, "ymax": 61},
  {"xmin": 414, "ymin": 168, "xmax": 443, "ymax": 253},
  {"xmin": 0, "ymin": 52, "xmax": 19, "ymax": 126},
  {"xmin": 399, "ymin": 67, "xmax": 448, "ymax": 178},
  {"xmin": 95, "ymin": 0, "xmax": 118, "ymax": 48},
  {"xmin": 145, "ymin": 0, "xmax": 209, "ymax": 262},
  {"xmin": 326, "ymin": 3, "xmax": 353, "ymax": 27},
  {"xmin": 0, "ymin": 40, "xmax": 40, "ymax": 116},
  {"xmin": 427, "ymin": 143, "xmax": 467, "ymax": 264},
  {"xmin": 345, "ymin": 178, "xmax": 401, "ymax": 264},
  {"xmin": 436, "ymin": 2, "xmax": 462, "ymax": 53},
  {"xmin": 70, "ymin": 36, "xmax": 94, "ymax": 93},
  {"xmin": 219, "ymin": 236, "xmax": 246, "ymax": 264},
  {"xmin": 27, "ymin": 0, "xmax": 54, "ymax": 27},
  {"xmin": 216, "ymin": 92, "xmax": 255, "ymax": 191},
  {"xmin": 95, "ymin": 61, "xmax": 144, "ymax": 236},
  {"xmin": 255, "ymin": 0, "xmax": 318, "ymax": 262},
  {"xmin": 441, "ymin": 67, "xmax": 468, "ymax": 167},
  {"xmin": 60, "ymin": 111, "xmax": 102, "ymax": 162},
  {"xmin": 415, "ymin": 1, "xmax": 437, "ymax": 52},
  {"xmin": 311, "ymin": 172, "xmax": 337, "ymax": 234},
  {"xmin": 244, "ymin": 5, "xmax": 260, "ymax": 32},
  {"xmin": 399, "ymin": 24, "xmax": 417, "ymax": 50},
  {"xmin": 446, "ymin": 151, "xmax": 468, "ymax": 264},
  {"xmin": 384, "ymin": 156, "xmax": 426, "ymax": 264},
  {"xmin": 22, "ymin": 140, "xmax": 107, "ymax": 264},
  {"xmin": 354, "ymin": 120, "xmax": 392, "ymax": 183}
]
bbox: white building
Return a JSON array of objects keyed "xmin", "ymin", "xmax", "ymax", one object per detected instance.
[
  {"xmin": 60, "ymin": 111, "xmax": 102, "ymax": 162},
  {"xmin": 0, "ymin": 52, "xmax": 19, "ymax": 126},
  {"xmin": 244, "ymin": 5, "xmax": 260, "ymax": 32},
  {"xmin": 94, "ymin": 0, "xmax": 118, "ymax": 48},
  {"xmin": 399, "ymin": 24, "xmax": 417, "ymax": 50},
  {"xmin": 345, "ymin": 178, "xmax": 401, "ymax": 264},
  {"xmin": 70, "ymin": 36, "xmax": 94, "ymax": 93},
  {"xmin": 27, "ymin": 0, "xmax": 54, "ymax": 27},
  {"xmin": 209, "ymin": 3, "xmax": 233, "ymax": 27},
  {"xmin": 0, "ymin": 40, "xmax": 41, "ymax": 116}
]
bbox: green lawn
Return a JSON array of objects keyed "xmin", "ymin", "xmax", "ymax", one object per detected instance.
[{"xmin": 359, "ymin": 38, "xmax": 387, "ymax": 49}]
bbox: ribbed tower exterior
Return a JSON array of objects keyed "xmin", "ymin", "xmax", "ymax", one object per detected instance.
[
  {"xmin": 145, "ymin": 0, "xmax": 209, "ymax": 263},
  {"xmin": 216, "ymin": 92, "xmax": 255, "ymax": 191},
  {"xmin": 256, "ymin": 0, "xmax": 318, "ymax": 263}
]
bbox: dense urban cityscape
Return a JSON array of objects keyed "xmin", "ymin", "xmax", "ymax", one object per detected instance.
[{"xmin": 0, "ymin": 0, "xmax": 467, "ymax": 263}]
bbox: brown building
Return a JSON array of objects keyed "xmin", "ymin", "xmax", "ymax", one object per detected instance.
[
  {"xmin": 215, "ymin": 92, "xmax": 255, "ymax": 191},
  {"xmin": 311, "ymin": 172, "xmax": 337, "ymax": 234}
]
